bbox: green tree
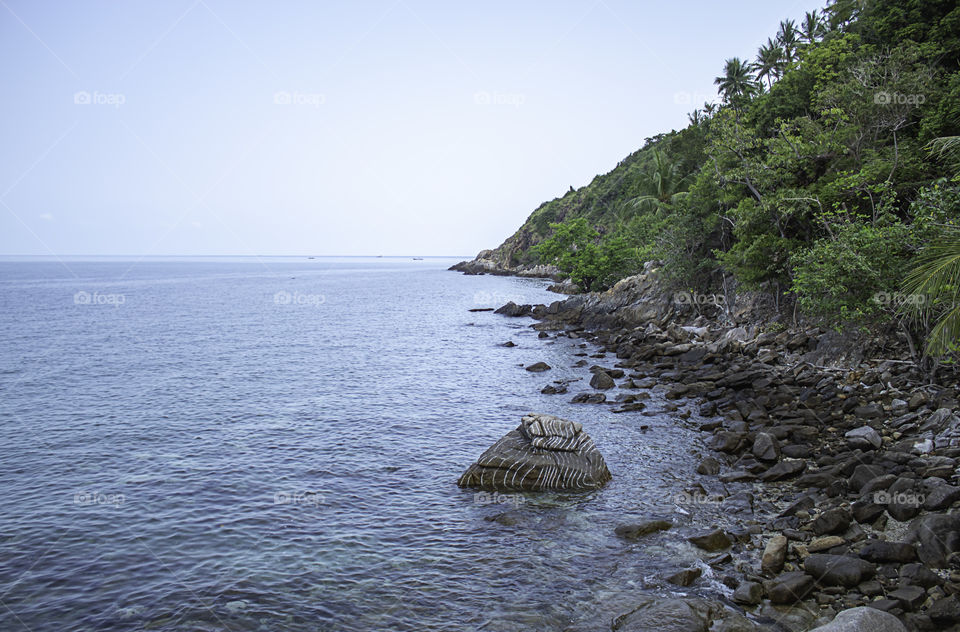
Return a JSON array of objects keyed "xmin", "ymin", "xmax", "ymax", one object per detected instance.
[{"xmin": 714, "ymin": 58, "xmax": 760, "ymax": 106}]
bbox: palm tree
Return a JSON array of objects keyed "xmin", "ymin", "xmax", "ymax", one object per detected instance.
[
  {"xmin": 629, "ymin": 150, "xmax": 690, "ymax": 214},
  {"xmin": 800, "ymin": 11, "xmax": 824, "ymax": 43},
  {"xmin": 688, "ymin": 109, "xmax": 703, "ymax": 126},
  {"xmin": 776, "ymin": 19, "xmax": 799, "ymax": 64},
  {"xmin": 754, "ymin": 38, "xmax": 784, "ymax": 89},
  {"xmin": 714, "ymin": 57, "xmax": 759, "ymax": 105},
  {"xmin": 902, "ymin": 233, "xmax": 960, "ymax": 356},
  {"xmin": 901, "ymin": 136, "xmax": 960, "ymax": 357}
]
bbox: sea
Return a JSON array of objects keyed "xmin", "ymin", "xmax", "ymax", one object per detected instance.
[{"xmin": 0, "ymin": 256, "xmax": 744, "ymax": 631}]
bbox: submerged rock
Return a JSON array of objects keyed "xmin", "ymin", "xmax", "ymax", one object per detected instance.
[
  {"xmin": 614, "ymin": 520, "xmax": 672, "ymax": 540},
  {"xmin": 457, "ymin": 413, "xmax": 611, "ymax": 492}
]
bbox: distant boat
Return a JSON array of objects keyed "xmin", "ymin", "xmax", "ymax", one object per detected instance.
[
  {"xmin": 412, "ymin": 257, "xmax": 424, "ymax": 260},
  {"xmin": 307, "ymin": 256, "xmax": 315, "ymax": 259}
]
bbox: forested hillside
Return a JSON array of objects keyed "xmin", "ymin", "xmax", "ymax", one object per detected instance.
[{"xmin": 482, "ymin": 0, "xmax": 960, "ymax": 358}]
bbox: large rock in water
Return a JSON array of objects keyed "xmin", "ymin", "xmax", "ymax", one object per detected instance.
[{"xmin": 457, "ymin": 413, "xmax": 611, "ymax": 491}]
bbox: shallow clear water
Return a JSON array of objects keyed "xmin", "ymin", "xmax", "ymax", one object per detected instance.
[{"xmin": 0, "ymin": 257, "xmax": 739, "ymax": 631}]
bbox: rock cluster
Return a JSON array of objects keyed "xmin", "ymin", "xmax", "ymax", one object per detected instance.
[{"xmin": 492, "ymin": 267, "xmax": 960, "ymax": 630}]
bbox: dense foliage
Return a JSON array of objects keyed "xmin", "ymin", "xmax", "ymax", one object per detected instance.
[{"xmin": 506, "ymin": 0, "xmax": 960, "ymax": 358}]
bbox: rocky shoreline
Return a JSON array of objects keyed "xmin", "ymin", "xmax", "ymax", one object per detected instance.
[{"xmin": 461, "ymin": 264, "xmax": 960, "ymax": 632}]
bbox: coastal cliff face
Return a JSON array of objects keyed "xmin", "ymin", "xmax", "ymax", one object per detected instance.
[{"xmin": 448, "ymin": 248, "xmax": 562, "ymax": 280}]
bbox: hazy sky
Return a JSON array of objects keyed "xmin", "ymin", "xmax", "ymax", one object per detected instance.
[{"xmin": 1, "ymin": 0, "xmax": 817, "ymax": 256}]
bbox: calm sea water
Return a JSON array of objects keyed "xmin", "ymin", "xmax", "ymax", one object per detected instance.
[{"xmin": 0, "ymin": 257, "xmax": 740, "ymax": 631}]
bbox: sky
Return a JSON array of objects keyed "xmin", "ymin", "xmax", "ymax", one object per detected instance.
[{"xmin": 0, "ymin": 0, "xmax": 820, "ymax": 257}]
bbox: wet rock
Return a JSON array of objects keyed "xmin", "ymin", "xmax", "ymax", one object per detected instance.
[
  {"xmin": 752, "ymin": 432, "xmax": 780, "ymax": 462},
  {"xmin": 458, "ymin": 413, "xmax": 611, "ymax": 492},
  {"xmin": 666, "ymin": 567, "xmax": 702, "ymax": 587},
  {"xmin": 858, "ymin": 540, "xmax": 916, "ymax": 564},
  {"xmin": 541, "ymin": 383, "xmax": 567, "ymax": 395},
  {"xmin": 806, "ymin": 606, "xmax": 907, "ymax": 632},
  {"xmin": 590, "ymin": 371, "xmax": 616, "ymax": 390},
  {"xmin": 733, "ymin": 581, "xmax": 763, "ymax": 606},
  {"xmin": 697, "ymin": 457, "xmax": 721, "ymax": 476},
  {"xmin": 501, "ymin": 340, "xmax": 516, "ymax": 347},
  {"xmin": 495, "ymin": 301, "xmax": 533, "ymax": 317},
  {"xmin": 525, "ymin": 361, "xmax": 551, "ymax": 372},
  {"xmin": 484, "ymin": 511, "xmax": 519, "ymax": 526},
  {"xmin": 767, "ymin": 571, "xmax": 814, "ymax": 604},
  {"xmin": 804, "ymin": 554, "xmax": 876, "ymax": 587},
  {"xmin": 688, "ymin": 529, "xmax": 732, "ymax": 552},
  {"xmin": 845, "ymin": 426, "xmax": 882, "ymax": 450},
  {"xmin": 611, "ymin": 596, "xmax": 717, "ymax": 632},
  {"xmin": 812, "ymin": 508, "xmax": 852, "ymax": 536},
  {"xmin": 761, "ymin": 458, "xmax": 806, "ymax": 481},
  {"xmin": 614, "ymin": 520, "xmax": 672, "ymax": 541},
  {"xmin": 571, "ymin": 392, "xmax": 606, "ymax": 404},
  {"xmin": 710, "ymin": 431, "xmax": 746, "ymax": 454}
]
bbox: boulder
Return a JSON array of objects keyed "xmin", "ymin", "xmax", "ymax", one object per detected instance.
[
  {"xmin": 804, "ymin": 554, "xmax": 876, "ymax": 587},
  {"xmin": 845, "ymin": 426, "xmax": 882, "ymax": 450},
  {"xmin": 733, "ymin": 581, "xmax": 763, "ymax": 606},
  {"xmin": 907, "ymin": 513, "xmax": 960, "ymax": 568},
  {"xmin": 688, "ymin": 529, "xmax": 732, "ymax": 552},
  {"xmin": 666, "ymin": 567, "xmax": 702, "ymax": 587},
  {"xmin": 767, "ymin": 571, "xmax": 814, "ymax": 604},
  {"xmin": 858, "ymin": 540, "xmax": 916, "ymax": 564},
  {"xmin": 590, "ymin": 371, "xmax": 616, "ymax": 390},
  {"xmin": 494, "ymin": 301, "xmax": 533, "ymax": 317},
  {"xmin": 458, "ymin": 413, "xmax": 611, "ymax": 492},
  {"xmin": 612, "ymin": 596, "xmax": 718, "ymax": 632},
  {"xmin": 811, "ymin": 508, "xmax": 851, "ymax": 535},
  {"xmin": 806, "ymin": 606, "xmax": 907, "ymax": 632},
  {"xmin": 752, "ymin": 432, "xmax": 780, "ymax": 462},
  {"xmin": 761, "ymin": 535, "xmax": 788, "ymax": 574},
  {"xmin": 525, "ymin": 361, "xmax": 551, "ymax": 372}
]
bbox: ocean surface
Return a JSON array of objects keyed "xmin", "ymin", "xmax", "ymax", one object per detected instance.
[{"xmin": 0, "ymin": 256, "xmax": 745, "ymax": 631}]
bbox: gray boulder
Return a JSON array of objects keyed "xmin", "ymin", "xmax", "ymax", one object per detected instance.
[
  {"xmin": 458, "ymin": 413, "xmax": 611, "ymax": 492},
  {"xmin": 806, "ymin": 606, "xmax": 907, "ymax": 631}
]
